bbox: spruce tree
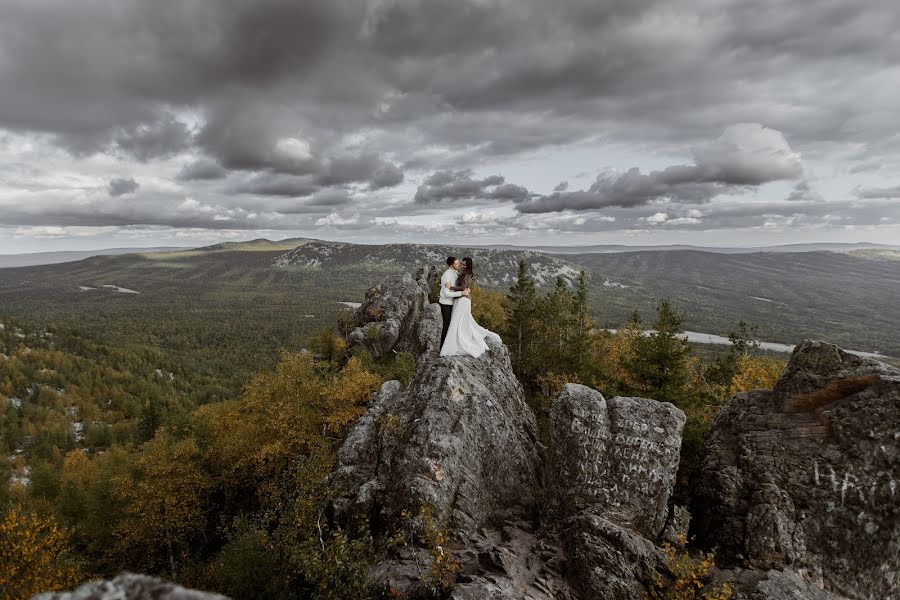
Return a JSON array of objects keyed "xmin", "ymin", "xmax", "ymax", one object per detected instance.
[
  {"xmin": 503, "ymin": 260, "xmax": 537, "ymax": 380},
  {"xmin": 622, "ymin": 299, "xmax": 692, "ymax": 405},
  {"xmin": 570, "ymin": 270, "xmax": 592, "ymax": 374}
]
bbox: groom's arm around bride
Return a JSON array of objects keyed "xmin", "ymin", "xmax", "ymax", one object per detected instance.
[{"xmin": 439, "ymin": 256, "xmax": 467, "ymax": 347}]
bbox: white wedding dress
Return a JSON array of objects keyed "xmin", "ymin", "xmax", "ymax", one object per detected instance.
[{"xmin": 440, "ymin": 296, "xmax": 502, "ymax": 358}]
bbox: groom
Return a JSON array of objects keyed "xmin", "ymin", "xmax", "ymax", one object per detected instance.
[{"xmin": 439, "ymin": 256, "xmax": 470, "ymax": 348}]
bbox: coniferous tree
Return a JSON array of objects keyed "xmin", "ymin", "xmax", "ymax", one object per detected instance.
[
  {"xmin": 569, "ymin": 270, "xmax": 593, "ymax": 374},
  {"xmin": 622, "ymin": 299, "xmax": 692, "ymax": 405},
  {"xmin": 503, "ymin": 260, "xmax": 537, "ymax": 381}
]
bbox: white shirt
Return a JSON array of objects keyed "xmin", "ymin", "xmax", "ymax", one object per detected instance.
[{"xmin": 439, "ymin": 267, "xmax": 464, "ymax": 305}]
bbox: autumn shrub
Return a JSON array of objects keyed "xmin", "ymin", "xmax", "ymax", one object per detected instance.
[
  {"xmin": 417, "ymin": 502, "xmax": 462, "ymax": 598},
  {"xmin": 0, "ymin": 507, "xmax": 83, "ymax": 600},
  {"xmin": 295, "ymin": 528, "xmax": 375, "ymax": 600},
  {"xmin": 644, "ymin": 536, "xmax": 733, "ymax": 600},
  {"xmin": 354, "ymin": 349, "xmax": 416, "ymax": 386}
]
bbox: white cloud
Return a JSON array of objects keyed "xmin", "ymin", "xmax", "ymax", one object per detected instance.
[{"xmin": 316, "ymin": 212, "xmax": 360, "ymax": 226}]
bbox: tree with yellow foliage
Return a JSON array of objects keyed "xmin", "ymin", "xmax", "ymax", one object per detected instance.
[
  {"xmin": 0, "ymin": 507, "xmax": 82, "ymax": 600},
  {"xmin": 470, "ymin": 286, "xmax": 507, "ymax": 334},
  {"xmin": 113, "ymin": 432, "xmax": 212, "ymax": 576}
]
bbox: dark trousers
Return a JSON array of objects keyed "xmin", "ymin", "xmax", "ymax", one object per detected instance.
[{"xmin": 440, "ymin": 303, "xmax": 453, "ymax": 348}]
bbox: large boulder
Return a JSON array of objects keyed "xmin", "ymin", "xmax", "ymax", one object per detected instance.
[
  {"xmin": 345, "ymin": 267, "xmax": 439, "ymax": 358},
  {"xmin": 31, "ymin": 572, "xmax": 227, "ymax": 600},
  {"xmin": 691, "ymin": 340, "xmax": 900, "ymax": 599},
  {"xmin": 330, "ymin": 269, "xmax": 541, "ymax": 541},
  {"xmin": 546, "ymin": 383, "xmax": 685, "ymax": 539},
  {"xmin": 544, "ymin": 383, "xmax": 686, "ymax": 599}
]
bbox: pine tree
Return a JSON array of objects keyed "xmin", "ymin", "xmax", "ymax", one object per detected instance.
[
  {"xmin": 540, "ymin": 277, "xmax": 576, "ymax": 373},
  {"xmin": 503, "ymin": 260, "xmax": 537, "ymax": 381},
  {"xmin": 569, "ymin": 270, "xmax": 593, "ymax": 373}
]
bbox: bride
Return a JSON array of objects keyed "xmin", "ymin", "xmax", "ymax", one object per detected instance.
[{"xmin": 439, "ymin": 257, "xmax": 502, "ymax": 358}]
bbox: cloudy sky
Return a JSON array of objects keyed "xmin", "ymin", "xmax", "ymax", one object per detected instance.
[{"xmin": 1, "ymin": 0, "xmax": 899, "ymax": 253}]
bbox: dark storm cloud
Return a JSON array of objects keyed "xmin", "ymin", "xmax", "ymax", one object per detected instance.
[
  {"xmin": 0, "ymin": 0, "xmax": 353, "ymax": 149},
  {"xmin": 517, "ymin": 124, "xmax": 805, "ymax": 213},
  {"xmin": 4, "ymin": 0, "xmax": 897, "ymax": 162},
  {"xmin": 307, "ymin": 189, "xmax": 352, "ymax": 207},
  {"xmin": 112, "ymin": 114, "xmax": 194, "ymax": 161},
  {"xmin": 369, "ymin": 162, "xmax": 405, "ymax": 189},
  {"xmin": 107, "ymin": 177, "xmax": 139, "ymax": 197},
  {"xmin": 414, "ymin": 169, "xmax": 530, "ymax": 203}
]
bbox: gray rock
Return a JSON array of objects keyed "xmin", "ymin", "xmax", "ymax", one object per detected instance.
[
  {"xmin": 331, "ymin": 269, "xmax": 542, "ymax": 545},
  {"xmin": 715, "ymin": 567, "xmax": 849, "ymax": 600},
  {"xmin": 749, "ymin": 568, "xmax": 849, "ymax": 600},
  {"xmin": 547, "ymin": 383, "xmax": 686, "ymax": 539},
  {"xmin": 559, "ymin": 511, "xmax": 667, "ymax": 600},
  {"xmin": 450, "ymin": 517, "xmax": 577, "ymax": 600},
  {"xmin": 31, "ymin": 572, "xmax": 228, "ymax": 600},
  {"xmin": 692, "ymin": 339, "xmax": 900, "ymax": 600},
  {"xmin": 660, "ymin": 504, "xmax": 692, "ymax": 548},
  {"xmin": 346, "ymin": 269, "xmax": 437, "ymax": 358}
]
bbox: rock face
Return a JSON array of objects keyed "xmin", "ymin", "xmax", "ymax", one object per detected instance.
[
  {"xmin": 691, "ymin": 340, "xmax": 900, "ymax": 600},
  {"xmin": 330, "ymin": 334, "xmax": 542, "ymax": 539},
  {"xmin": 545, "ymin": 383, "xmax": 686, "ymax": 599},
  {"xmin": 547, "ymin": 383, "xmax": 685, "ymax": 538},
  {"xmin": 345, "ymin": 268, "xmax": 438, "ymax": 358},
  {"xmin": 31, "ymin": 572, "xmax": 227, "ymax": 600},
  {"xmin": 330, "ymin": 267, "xmax": 551, "ymax": 596}
]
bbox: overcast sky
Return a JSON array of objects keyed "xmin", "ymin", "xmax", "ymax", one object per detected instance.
[{"xmin": 1, "ymin": 0, "xmax": 899, "ymax": 253}]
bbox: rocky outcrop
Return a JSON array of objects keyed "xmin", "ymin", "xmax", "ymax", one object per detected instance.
[
  {"xmin": 691, "ymin": 340, "xmax": 900, "ymax": 600},
  {"xmin": 31, "ymin": 572, "xmax": 227, "ymax": 600},
  {"xmin": 330, "ymin": 271, "xmax": 691, "ymax": 598},
  {"xmin": 43, "ymin": 275, "xmax": 895, "ymax": 600},
  {"xmin": 345, "ymin": 268, "xmax": 439, "ymax": 358},
  {"xmin": 329, "ymin": 336, "xmax": 542, "ymax": 539},
  {"xmin": 547, "ymin": 383, "xmax": 685, "ymax": 538},
  {"xmin": 545, "ymin": 383, "xmax": 686, "ymax": 598},
  {"xmin": 330, "ymin": 267, "xmax": 552, "ymax": 595}
]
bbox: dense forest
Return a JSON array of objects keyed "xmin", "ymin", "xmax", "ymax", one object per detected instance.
[{"xmin": 1, "ymin": 262, "xmax": 788, "ymax": 599}]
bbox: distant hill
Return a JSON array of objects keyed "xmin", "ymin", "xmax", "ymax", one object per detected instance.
[
  {"xmin": 0, "ymin": 246, "xmax": 191, "ymax": 268},
  {"xmin": 0, "ymin": 238, "xmax": 896, "ymax": 364},
  {"xmin": 273, "ymin": 240, "xmax": 587, "ymax": 287},
  {"xmin": 480, "ymin": 242, "xmax": 900, "ymax": 255},
  {"xmin": 563, "ymin": 249, "xmax": 900, "ymax": 357},
  {"xmin": 0, "ymin": 238, "xmax": 312, "ymax": 268}
]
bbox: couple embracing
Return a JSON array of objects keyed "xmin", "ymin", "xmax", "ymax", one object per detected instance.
[{"xmin": 438, "ymin": 256, "xmax": 502, "ymax": 358}]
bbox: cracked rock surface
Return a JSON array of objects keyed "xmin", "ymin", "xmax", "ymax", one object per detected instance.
[{"xmin": 692, "ymin": 340, "xmax": 900, "ymax": 600}]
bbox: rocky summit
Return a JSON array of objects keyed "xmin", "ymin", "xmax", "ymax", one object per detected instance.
[{"xmin": 36, "ymin": 271, "xmax": 900, "ymax": 600}]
